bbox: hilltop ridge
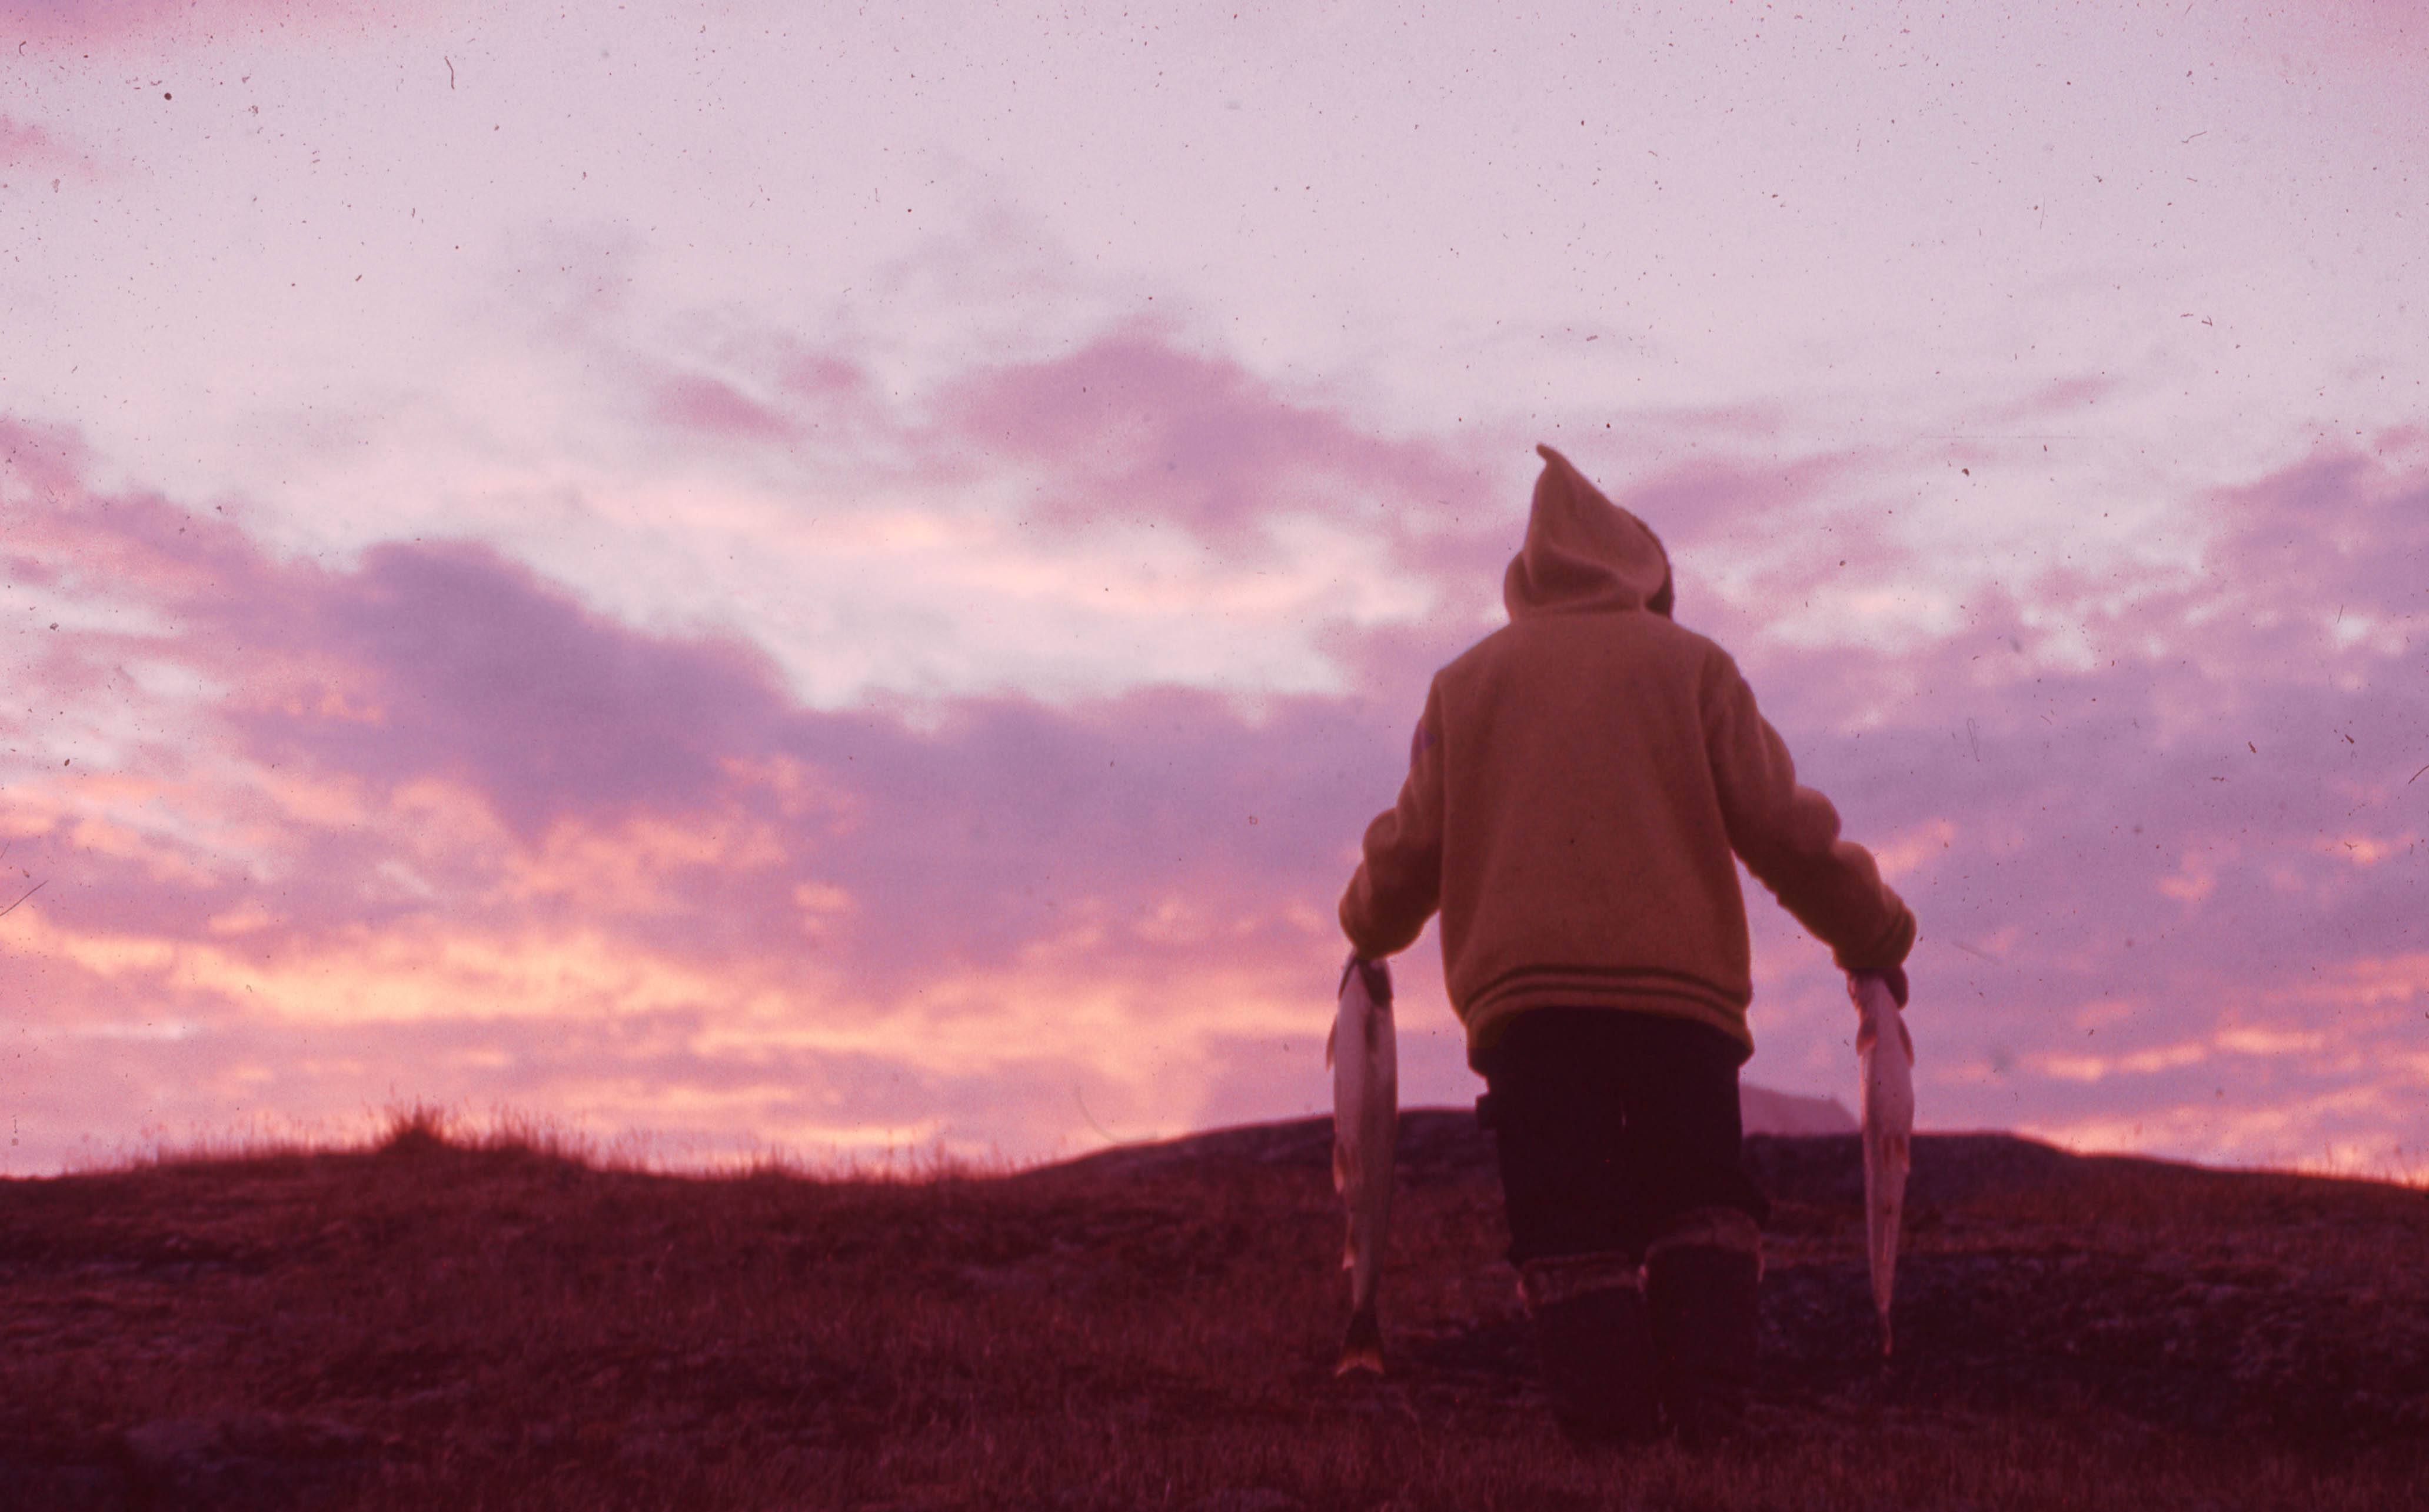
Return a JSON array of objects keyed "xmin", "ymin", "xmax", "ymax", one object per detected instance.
[{"xmin": 1047, "ymin": 1104, "xmax": 2069, "ymax": 1204}]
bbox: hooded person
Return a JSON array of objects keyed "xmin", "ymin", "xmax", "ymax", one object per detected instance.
[{"xmin": 1339, "ymin": 445, "xmax": 1915, "ymax": 1447}]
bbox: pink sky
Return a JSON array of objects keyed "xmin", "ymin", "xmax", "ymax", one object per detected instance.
[{"xmin": 2, "ymin": 0, "xmax": 2424, "ymax": 1176}]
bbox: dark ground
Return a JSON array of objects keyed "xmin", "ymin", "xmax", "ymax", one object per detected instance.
[
  {"xmin": 2, "ymin": 1110, "xmax": 2424, "ymax": 1510},
  {"xmin": 1067, "ymin": 1110, "xmax": 2429, "ymax": 1447}
]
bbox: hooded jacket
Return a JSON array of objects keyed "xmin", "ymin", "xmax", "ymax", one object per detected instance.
[{"xmin": 1339, "ymin": 445, "xmax": 1916, "ymax": 1058}]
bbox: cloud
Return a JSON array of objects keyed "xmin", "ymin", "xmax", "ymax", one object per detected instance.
[
  {"xmin": 229, "ymin": 541, "xmax": 791, "ymax": 842},
  {"xmin": 650, "ymin": 374, "xmax": 797, "ymax": 444},
  {"xmin": 1716, "ymin": 438, "xmax": 2429, "ymax": 1166},
  {"xmin": 1, "ymin": 427, "xmax": 1418, "ymax": 1171},
  {"xmin": 0, "ymin": 0, "xmax": 385, "ymax": 46},
  {"xmin": 933, "ymin": 329, "xmax": 1488, "ymax": 557},
  {"xmin": 0, "ymin": 115, "xmax": 81, "ymax": 176},
  {"xmin": 458, "ymin": 296, "xmax": 1523, "ymax": 703},
  {"xmin": 601, "ymin": 310, "xmax": 1497, "ymax": 564},
  {"xmin": 6, "ymin": 402, "xmax": 2427, "ymax": 1181},
  {"xmin": 2228, "ymin": 0, "xmax": 2429, "ymax": 75}
]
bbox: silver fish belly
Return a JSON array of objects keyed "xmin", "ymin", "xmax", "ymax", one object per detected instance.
[
  {"xmin": 1328, "ymin": 954, "xmax": 1397, "ymax": 1375},
  {"xmin": 1850, "ymin": 971, "xmax": 1915, "ymax": 1357}
]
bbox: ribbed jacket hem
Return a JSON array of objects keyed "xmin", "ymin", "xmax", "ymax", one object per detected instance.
[{"xmin": 1463, "ymin": 971, "xmax": 1754, "ymax": 1063}]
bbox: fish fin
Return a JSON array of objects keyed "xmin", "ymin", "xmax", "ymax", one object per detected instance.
[
  {"xmin": 1897, "ymin": 1015, "xmax": 1914, "ymax": 1064},
  {"xmin": 1333, "ymin": 1136, "xmax": 1353, "ymax": 1197},
  {"xmin": 1855, "ymin": 1017, "xmax": 1878, "ymax": 1055},
  {"xmin": 1325, "ymin": 1016, "xmax": 1337, "ymax": 1071},
  {"xmin": 1335, "ymin": 1307, "xmax": 1384, "ymax": 1376}
]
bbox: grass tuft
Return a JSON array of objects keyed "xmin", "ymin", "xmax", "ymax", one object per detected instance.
[{"xmin": 372, "ymin": 1098, "xmax": 458, "ymax": 1158}]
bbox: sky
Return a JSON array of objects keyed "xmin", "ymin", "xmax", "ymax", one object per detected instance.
[{"xmin": 2, "ymin": 0, "xmax": 2424, "ymax": 1179}]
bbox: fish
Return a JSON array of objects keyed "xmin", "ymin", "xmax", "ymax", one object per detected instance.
[
  {"xmin": 1849, "ymin": 968, "xmax": 1915, "ymax": 1358},
  {"xmin": 1327, "ymin": 953, "xmax": 1397, "ymax": 1375}
]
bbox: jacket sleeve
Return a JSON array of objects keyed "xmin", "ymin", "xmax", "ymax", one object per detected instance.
[
  {"xmin": 1338, "ymin": 681, "xmax": 1446, "ymax": 959},
  {"xmin": 1703, "ymin": 654, "xmax": 1917, "ymax": 974}
]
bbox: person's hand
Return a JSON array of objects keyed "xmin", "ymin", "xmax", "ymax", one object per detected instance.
[
  {"xmin": 1340, "ymin": 954, "xmax": 1393, "ymax": 1004},
  {"xmin": 1848, "ymin": 964, "xmax": 1909, "ymax": 1009}
]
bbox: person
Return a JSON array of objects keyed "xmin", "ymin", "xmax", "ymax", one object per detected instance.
[{"xmin": 1338, "ymin": 445, "xmax": 1915, "ymax": 1447}]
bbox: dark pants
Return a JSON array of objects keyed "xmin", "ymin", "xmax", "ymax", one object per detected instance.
[{"xmin": 1473, "ymin": 1008, "xmax": 1771, "ymax": 1266}]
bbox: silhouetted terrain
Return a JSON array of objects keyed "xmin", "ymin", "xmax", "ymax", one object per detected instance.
[{"xmin": 2, "ymin": 1109, "xmax": 2423, "ymax": 1510}]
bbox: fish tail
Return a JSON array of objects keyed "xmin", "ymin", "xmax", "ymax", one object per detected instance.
[{"xmin": 1335, "ymin": 1305, "xmax": 1383, "ymax": 1376}]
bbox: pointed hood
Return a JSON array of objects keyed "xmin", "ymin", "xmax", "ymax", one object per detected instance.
[{"xmin": 1503, "ymin": 444, "xmax": 1674, "ymax": 620}]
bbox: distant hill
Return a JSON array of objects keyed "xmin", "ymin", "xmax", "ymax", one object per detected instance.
[
  {"xmin": 1045, "ymin": 1086, "xmax": 1854, "ymax": 1187},
  {"xmin": 1743, "ymin": 1083, "xmax": 1860, "ymax": 1135},
  {"xmin": 1050, "ymin": 1107, "xmax": 2060, "ymax": 1200}
]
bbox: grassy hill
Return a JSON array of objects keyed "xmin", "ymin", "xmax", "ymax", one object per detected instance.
[{"xmin": 1, "ymin": 1108, "xmax": 2423, "ymax": 1510}]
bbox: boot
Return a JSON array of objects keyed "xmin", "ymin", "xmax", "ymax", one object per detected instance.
[
  {"xmin": 1521, "ymin": 1251, "xmax": 1659, "ymax": 1448},
  {"xmin": 1645, "ymin": 1208, "xmax": 1762, "ymax": 1447}
]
